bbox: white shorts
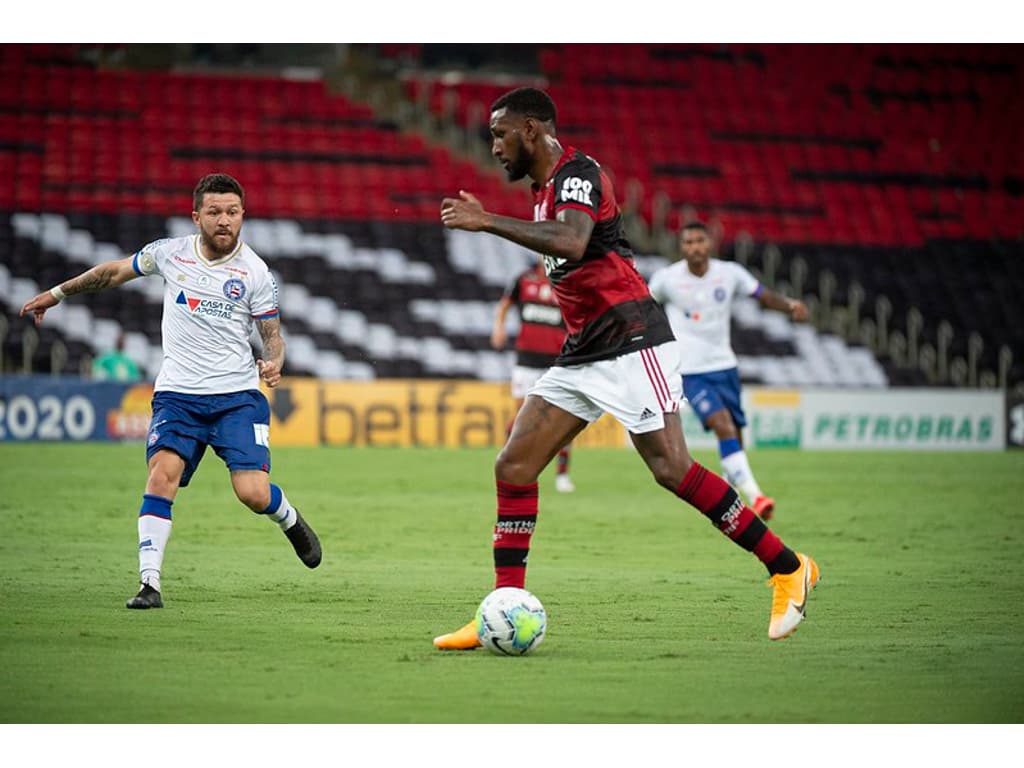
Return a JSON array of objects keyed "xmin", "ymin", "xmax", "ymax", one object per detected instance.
[
  {"xmin": 511, "ymin": 365, "xmax": 547, "ymax": 399},
  {"xmin": 528, "ymin": 341, "xmax": 683, "ymax": 434}
]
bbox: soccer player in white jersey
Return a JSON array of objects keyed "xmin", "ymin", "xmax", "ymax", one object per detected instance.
[
  {"xmin": 648, "ymin": 221, "xmax": 808, "ymax": 520},
  {"xmin": 20, "ymin": 173, "xmax": 322, "ymax": 609}
]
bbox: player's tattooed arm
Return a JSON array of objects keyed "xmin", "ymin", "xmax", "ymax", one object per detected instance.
[
  {"xmin": 62, "ymin": 258, "xmax": 140, "ymax": 294},
  {"xmin": 256, "ymin": 315, "xmax": 286, "ymax": 387},
  {"xmin": 19, "ymin": 257, "xmax": 138, "ymax": 325}
]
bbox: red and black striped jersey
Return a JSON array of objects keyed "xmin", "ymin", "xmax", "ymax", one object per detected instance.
[
  {"xmin": 504, "ymin": 265, "xmax": 566, "ymax": 368},
  {"xmin": 532, "ymin": 147, "xmax": 674, "ymax": 365}
]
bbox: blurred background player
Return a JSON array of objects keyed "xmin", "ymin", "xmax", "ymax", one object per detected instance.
[
  {"xmin": 436, "ymin": 87, "xmax": 818, "ymax": 648},
  {"xmin": 649, "ymin": 221, "xmax": 809, "ymax": 520},
  {"xmin": 91, "ymin": 331, "xmax": 143, "ymax": 383},
  {"xmin": 492, "ymin": 258, "xmax": 575, "ymax": 492},
  {"xmin": 20, "ymin": 173, "xmax": 322, "ymax": 609}
]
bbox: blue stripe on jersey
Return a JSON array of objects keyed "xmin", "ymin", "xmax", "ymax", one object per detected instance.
[
  {"xmin": 752, "ymin": 283, "xmax": 764, "ymax": 298},
  {"xmin": 131, "ymin": 252, "xmax": 144, "ymax": 276},
  {"xmin": 253, "ymin": 310, "xmax": 279, "ymax": 319},
  {"xmin": 140, "ymin": 493, "xmax": 173, "ymax": 520}
]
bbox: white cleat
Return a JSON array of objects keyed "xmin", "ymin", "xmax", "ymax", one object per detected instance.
[{"xmin": 555, "ymin": 474, "xmax": 576, "ymax": 493}]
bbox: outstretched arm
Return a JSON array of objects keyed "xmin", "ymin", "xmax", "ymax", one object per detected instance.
[
  {"xmin": 255, "ymin": 315, "xmax": 286, "ymax": 387},
  {"xmin": 758, "ymin": 287, "xmax": 808, "ymax": 322},
  {"xmin": 441, "ymin": 191, "xmax": 594, "ymax": 262},
  {"xmin": 19, "ymin": 257, "xmax": 140, "ymax": 326}
]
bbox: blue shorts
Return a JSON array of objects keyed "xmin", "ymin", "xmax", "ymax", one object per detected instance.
[
  {"xmin": 682, "ymin": 367, "xmax": 746, "ymax": 431},
  {"xmin": 146, "ymin": 390, "xmax": 271, "ymax": 487}
]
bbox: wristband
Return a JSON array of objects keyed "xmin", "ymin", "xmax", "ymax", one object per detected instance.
[{"xmin": 50, "ymin": 285, "xmax": 66, "ymax": 302}]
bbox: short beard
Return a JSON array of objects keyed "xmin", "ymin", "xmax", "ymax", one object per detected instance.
[
  {"xmin": 201, "ymin": 229, "xmax": 238, "ymax": 256},
  {"xmin": 503, "ymin": 144, "xmax": 531, "ymax": 182},
  {"xmin": 505, "ymin": 161, "xmax": 528, "ymax": 182}
]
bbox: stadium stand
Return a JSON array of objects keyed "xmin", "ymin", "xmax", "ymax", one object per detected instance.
[{"xmin": 0, "ymin": 43, "xmax": 1020, "ymax": 390}]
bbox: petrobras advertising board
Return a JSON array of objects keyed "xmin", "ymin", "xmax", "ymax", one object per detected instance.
[{"xmin": 799, "ymin": 389, "xmax": 1004, "ymax": 451}]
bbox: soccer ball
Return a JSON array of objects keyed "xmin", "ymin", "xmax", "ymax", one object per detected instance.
[{"xmin": 476, "ymin": 587, "xmax": 547, "ymax": 656}]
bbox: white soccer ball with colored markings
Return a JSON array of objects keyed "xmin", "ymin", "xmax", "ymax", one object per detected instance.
[{"xmin": 476, "ymin": 587, "xmax": 547, "ymax": 656}]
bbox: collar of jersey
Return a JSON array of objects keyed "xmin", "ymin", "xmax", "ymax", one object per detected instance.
[
  {"xmin": 532, "ymin": 145, "xmax": 577, "ymax": 192},
  {"xmin": 193, "ymin": 234, "xmax": 243, "ymax": 267}
]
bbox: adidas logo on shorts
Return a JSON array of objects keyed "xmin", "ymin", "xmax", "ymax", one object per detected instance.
[{"xmin": 640, "ymin": 407, "xmax": 656, "ymax": 420}]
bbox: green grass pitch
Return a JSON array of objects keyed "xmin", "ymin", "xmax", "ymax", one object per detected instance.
[{"xmin": 1, "ymin": 443, "xmax": 1022, "ymax": 724}]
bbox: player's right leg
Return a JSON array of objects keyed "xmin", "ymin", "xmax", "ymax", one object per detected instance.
[
  {"xmin": 126, "ymin": 449, "xmax": 185, "ymax": 609},
  {"xmin": 128, "ymin": 392, "xmax": 205, "ymax": 610},
  {"xmin": 433, "ymin": 394, "xmax": 587, "ymax": 650}
]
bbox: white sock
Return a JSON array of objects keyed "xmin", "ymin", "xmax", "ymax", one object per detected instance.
[
  {"xmin": 721, "ymin": 450, "xmax": 764, "ymax": 504},
  {"xmin": 138, "ymin": 514, "xmax": 172, "ymax": 593},
  {"xmin": 263, "ymin": 483, "xmax": 298, "ymax": 530}
]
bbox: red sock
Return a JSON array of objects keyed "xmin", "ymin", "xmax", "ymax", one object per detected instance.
[
  {"xmin": 676, "ymin": 462, "xmax": 796, "ymax": 574},
  {"xmin": 493, "ymin": 480, "xmax": 538, "ymax": 588},
  {"xmin": 556, "ymin": 447, "xmax": 570, "ymax": 475}
]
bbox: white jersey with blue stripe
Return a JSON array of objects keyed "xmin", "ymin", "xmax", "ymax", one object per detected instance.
[
  {"xmin": 648, "ymin": 258, "xmax": 760, "ymax": 375},
  {"xmin": 132, "ymin": 234, "xmax": 279, "ymax": 394}
]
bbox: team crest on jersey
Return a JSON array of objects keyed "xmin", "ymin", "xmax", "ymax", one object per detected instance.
[
  {"xmin": 714, "ymin": 287, "xmax": 727, "ymax": 302},
  {"xmin": 222, "ymin": 278, "xmax": 247, "ymax": 302}
]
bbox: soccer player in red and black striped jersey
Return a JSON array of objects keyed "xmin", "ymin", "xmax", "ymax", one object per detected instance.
[
  {"xmin": 492, "ymin": 259, "xmax": 575, "ymax": 492},
  {"xmin": 436, "ymin": 87, "xmax": 819, "ymax": 646}
]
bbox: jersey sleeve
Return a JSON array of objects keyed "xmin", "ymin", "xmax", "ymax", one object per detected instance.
[
  {"xmin": 729, "ymin": 262, "xmax": 762, "ymax": 298},
  {"xmin": 249, "ymin": 264, "xmax": 280, "ymax": 320},
  {"xmin": 131, "ymin": 238, "xmax": 172, "ymax": 277},
  {"xmin": 552, "ymin": 155, "xmax": 603, "ymax": 221}
]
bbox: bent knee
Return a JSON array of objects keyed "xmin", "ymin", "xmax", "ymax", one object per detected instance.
[
  {"xmin": 233, "ymin": 480, "xmax": 271, "ymax": 512},
  {"xmin": 647, "ymin": 456, "xmax": 694, "ymax": 492},
  {"xmin": 494, "ymin": 450, "xmax": 540, "ymax": 486}
]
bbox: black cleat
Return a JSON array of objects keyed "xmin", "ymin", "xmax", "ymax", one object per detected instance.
[
  {"xmin": 126, "ymin": 584, "xmax": 163, "ymax": 609},
  {"xmin": 285, "ymin": 511, "xmax": 322, "ymax": 568}
]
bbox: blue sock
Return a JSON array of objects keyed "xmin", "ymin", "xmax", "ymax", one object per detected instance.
[{"xmin": 718, "ymin": 437, "xmax": 742, "ymax": 459}]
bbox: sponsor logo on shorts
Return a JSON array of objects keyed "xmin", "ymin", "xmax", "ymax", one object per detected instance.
[{"xmin": 640, "ymin": 407, "xmax": 657, "ymax": 420}]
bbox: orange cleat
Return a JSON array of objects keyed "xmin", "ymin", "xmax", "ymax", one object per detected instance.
[
  {"xmin": 767, "ymin": 552, "xmax": 820, "ymax": 640},
  {"xmin": 433, "ymin": 619, "xmax": 482, "ymax": 650},
  {"xmin": 753, "ymin": 495, "xmax": 775, "ymax": 520}
]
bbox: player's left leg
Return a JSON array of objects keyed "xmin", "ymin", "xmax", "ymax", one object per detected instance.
[
  {"xmin": 231, "ymin": 471, "xmax": 321, "ymax": 568},
  {"xmin": 632, "ymin": 413, "xmax": 818, "ymax": 639},
  {"xmin": 216, "ymin": 391, "xmax": 321, "ymax": 569}
]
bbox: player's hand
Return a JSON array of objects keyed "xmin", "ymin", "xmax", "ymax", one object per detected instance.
[
  {"xmin": 789, "ymin": 299, "xmax": 809, "ymax": 322},
  {"xmin": 441, "ymin": 190, "xmax": 488, "ymax": 231},
  {"xmin": 257, "ymin": 358, "xmax": 282, "ymax": 387},
  {"xmin": 19, "ymin": 291, "xmax": 59, "ymax": 326},
  {"xmin": 490, "ymin": 328, "xmax": 507, "ymax": 349}
]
